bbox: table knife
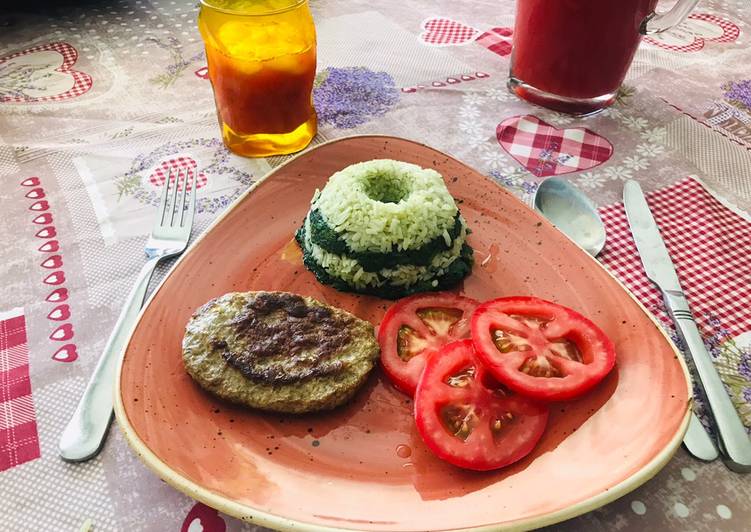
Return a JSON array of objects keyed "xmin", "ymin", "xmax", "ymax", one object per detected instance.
[{"xmin": 623, "ymin": 180, "xmax": 751, "ymax": 473}]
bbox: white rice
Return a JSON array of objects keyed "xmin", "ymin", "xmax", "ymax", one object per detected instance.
[
  {"xmin": 313, "ymin": 159, "xmax": 458, "ymax": 254},
  {"xmin": 303, "ymin": 215, "xmax": 468, "ymax": 290}
]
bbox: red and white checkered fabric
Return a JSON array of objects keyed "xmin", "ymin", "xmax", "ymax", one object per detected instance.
[
  {"xmin": 0, "ymin": 42, "xmax": 92, "ymax": 103},
  {"xmin": 475, "ymin": 27, "xmax": 513, "ymax": 57},
  {"xmin": 497, "ymin": 115, "xmax": 613, "ymax": 177},
  {"xmin": 149, "ymin": 156, "xmax": 207, "ymax": 190},
  {"xmin": 691, "ymin": 13, "xmax": 742, "ymax": 42},
  {"xmin": 598, "ymin": 177, "xmax": 751, "ymax": 337},
  {"xmin": 644, "ymin": 13, "xmax": 741, "ymax": 53},
  {"xmin": 0, "ymin": 308, "xmax": 40, "ymax": 472},
  {"xmin": 419, "ymin": 17, "xmax": 480, "ymax": 46}
]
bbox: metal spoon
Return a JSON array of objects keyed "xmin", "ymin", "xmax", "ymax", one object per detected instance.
[
  {"xmin": 533, "ymin": 177, "xmax": 606, "ymax": 256},
  {"xmin": 532, "ymin": 177, "xmax": 719, "ymax": 462}
]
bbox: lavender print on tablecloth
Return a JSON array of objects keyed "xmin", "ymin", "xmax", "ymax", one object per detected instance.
[
  {"xmin": 313, "ymin": 67, "xmax": 399, "ymax": 129},
  {"xmin": 116, "ymin": 138, "xmax": 252, "ymax": 215},
  {"xmin": 722, "ymin": 79, "xmax": 751, "ymax": 111}
]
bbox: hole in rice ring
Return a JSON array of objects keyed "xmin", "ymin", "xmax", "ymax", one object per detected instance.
[{"xmin": 314, "ymin": 159, "xmax": 460, "ymax": 254}]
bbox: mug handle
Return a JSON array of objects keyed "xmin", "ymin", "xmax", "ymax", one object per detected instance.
[{"xmin": 640, "ymin": 0, "xmax": 700, "ymax": 35}]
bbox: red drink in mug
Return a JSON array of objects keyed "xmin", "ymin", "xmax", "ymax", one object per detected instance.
[{"xmin": 509, "ymin": 0, "xmax": 700, "ymax": 114}]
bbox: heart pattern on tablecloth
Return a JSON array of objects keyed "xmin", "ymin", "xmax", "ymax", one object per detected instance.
[
  {"xmin": 181, "ymin": 503, "xmax": 226, "ymax": 532},
  {"xmin": 0, "ymin": 42, "xmax": 93, "ymax": 103},
  {"xmin": 52, "ymin": 344, "xmax": 78, "ymax": 362},
  {"xmin": 40, "ymin": 255, "xmax": 63, "ymax": 269},
  {"xmin": 25, "ymin": 188, "xmax": 45, "ymax": 199},
  {"xmin": 401, "ymin": 71, "xmax": 490, "ymax": 93},
  {"xmin": 50, "ymin": 323, "xmax": 74, "ymax": 341},
  {"xmin": 46, "ymin": 287, "xmax": 69, "ymax": 302},
  {"xmin": 21, "ymin": 175, "xmax": 80, "ymax": 365},
  {"xmin": 47, "ymin": 304, "xmax": 71, "ymax": 321},
  {"xmin": 420, "ymin": 17, "xmax": 480, "ymax": 45},
  {"xmin": 475, "ymin": 27, "xmax": 513, "ymax": 57},
  {"xmin": 644, "ymin": 13, "xmax": 740, "ymax": 53},
  {"xmin": 496, "ymin": 115, "xmax": 613, "ymax": 177},
  {"xmin": 29, "ymin": 200, "xmax": 49, "ymax": 211},
  {"xmin": 38, "ymin": 240, "xmax": 60, "ymax": 252},
  {"xmin": 32, "ymin": 213, "xmax": 53, "ymax": 225},
  {"xmin": 149, "ymin": 157, "xmax": 208, "ymax": 190},
  {"xmin": 43, "ymin": 271, "xmax": 65, "ymax": 285},
  {"xmin": 35, "ymin": 226, "xmax": 56, "ymax": 239}
]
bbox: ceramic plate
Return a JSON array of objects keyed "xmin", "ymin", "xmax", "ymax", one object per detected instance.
[{"xmin": 115, "ymin": 136, "xmax": 691, "ymax": 531}]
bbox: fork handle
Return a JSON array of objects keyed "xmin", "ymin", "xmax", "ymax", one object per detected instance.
[{"xmin": 59, "ymin": 256, "xmax": 161, "ymax": 462}]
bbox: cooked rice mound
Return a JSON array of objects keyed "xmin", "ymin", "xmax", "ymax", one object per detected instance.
[{"xmin": 296, "ymin": 159, "xmax": 473, "ymax": 299}]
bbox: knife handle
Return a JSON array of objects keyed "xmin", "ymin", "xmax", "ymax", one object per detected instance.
[{"xmin": 664, "ymin": 290, "xmax": 751, "ymax": 473}]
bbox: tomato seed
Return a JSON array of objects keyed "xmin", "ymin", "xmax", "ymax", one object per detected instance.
[
  {"xmin": 416, "ymin": 307, "xmax": 464, "ymax": 336},
  {"xmin": 548, "ymin": 338, "xmax": 583, "ymax": 362},
  {"xmin": 441, "ymin": 405, "xmax": 478, "ymax": 440},
  {"xmin": 520, "ymin": 355, "xmax": 564, "ymax": 378},
  {"xmin": 493, "ymin": 329, "xmax": 532, "ymax": 353},
  {"xmin": 446, "ymin": 365, "xmax": 476, "ymax": 387},
  {"xmin": 397, "ymin": 325, "xmax": 429, "ymax": 361}
]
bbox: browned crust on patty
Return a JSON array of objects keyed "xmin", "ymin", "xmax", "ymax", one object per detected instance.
[{"xmin": 182, "ymin": 291, "xmax": 379, "ymax": 413}]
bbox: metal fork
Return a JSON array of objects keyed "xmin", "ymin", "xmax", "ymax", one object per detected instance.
[{"xmin": 59, "ymin": 167, "xmax": 197, "ymax": 462}]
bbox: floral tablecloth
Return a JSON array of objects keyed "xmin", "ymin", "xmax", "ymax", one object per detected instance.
[{"xmin": 2, "ymin": 0, "xmax": 750, "ymax": 530}]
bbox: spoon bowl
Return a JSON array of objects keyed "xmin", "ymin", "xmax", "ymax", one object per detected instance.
[{"xmin": 533, "ymin": 177, "xmax": 607, "ymax": 256}]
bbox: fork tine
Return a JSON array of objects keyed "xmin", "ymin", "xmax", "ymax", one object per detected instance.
[
  {"xmin": 167, "ymin": 166, "xmax": 181, "ymax": 226},
  {"xmin": 185, "ymin": 168, "xmax": 197, "ymax": 227},
  {"xmin": 158, "ymin": 165, "xmax": 172, "ymax": 226},
  {"xmin": 177, "ymin": 167, "xmax": 191, "ymax": 227}
]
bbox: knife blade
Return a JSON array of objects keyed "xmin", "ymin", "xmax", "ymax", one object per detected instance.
[{"xmin": 623, "ymin": 180, "xmax": 751, "ymax": 473}]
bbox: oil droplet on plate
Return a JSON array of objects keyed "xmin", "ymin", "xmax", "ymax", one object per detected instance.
[
  {"xmin": 280, "ymin": 238, "xmax": 302, "ymax": 264},
  {"xmin": 479, "ymin": 243, "xmax": 500, "ymax": 273},
  {"xmin": 396, "ymin": 444, "xmax": 412, "ymax": 458}
]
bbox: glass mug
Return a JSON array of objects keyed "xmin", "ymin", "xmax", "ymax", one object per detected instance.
[
  {"xmin": 509, "ymin": 0, "xmax": 700, "ymax": 115},
  {"xmin": 198, "ymin": 0, "xmax": 317, "ymax": 157}
]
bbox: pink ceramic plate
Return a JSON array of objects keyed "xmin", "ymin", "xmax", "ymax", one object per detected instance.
[{"xmin": 115, "ymin": 136, "xmax": 691, "ymax": 531}]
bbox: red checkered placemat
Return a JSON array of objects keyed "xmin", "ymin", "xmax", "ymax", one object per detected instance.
[
  {"xmin": 598, "ymin": 177, "xmax": 751, "ymax": 338},
  {"xmin": 0, "ymin": 308, "xmax": 40, "ymax": 472}
]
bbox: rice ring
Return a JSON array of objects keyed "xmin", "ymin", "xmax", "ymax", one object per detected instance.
[{"xmin": 313, "ymin": 159, "xmax": 458, "ymax": 254}]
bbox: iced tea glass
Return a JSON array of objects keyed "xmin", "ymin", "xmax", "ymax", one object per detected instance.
[{"xmin": 199, "ymin": 0, "xmax": 317, "ymax": 157}]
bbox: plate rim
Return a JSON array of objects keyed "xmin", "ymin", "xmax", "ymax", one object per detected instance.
[{"xmin": 114, "ymin": 134, "xmax": 693, "ymax": 532}]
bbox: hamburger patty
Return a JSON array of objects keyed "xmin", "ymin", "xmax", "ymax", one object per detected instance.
[{"xmin": 182, "ymin": 291, "xmax": 379, "ymax": 413}]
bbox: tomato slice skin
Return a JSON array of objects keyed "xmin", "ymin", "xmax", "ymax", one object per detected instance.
[
  {"xmin": 414, "ymin": 340, "xmax": 549, "ymax": 471},
  {"xmin": 471, "ymin": 297, "xmax": 616, "ymax": 402},
  {"xmin": 378, "ymin": 293, "xmax": 479, "ymax": 396}
]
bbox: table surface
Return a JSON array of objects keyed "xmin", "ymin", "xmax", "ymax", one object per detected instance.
[{"xmin": 1, "ymin": 0, "xmax": 750, "ymax": 530}]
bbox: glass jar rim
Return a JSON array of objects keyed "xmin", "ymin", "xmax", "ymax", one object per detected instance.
[{"xmin": 199, "ymin": 0, "xmax": 307, "ymax": 16}]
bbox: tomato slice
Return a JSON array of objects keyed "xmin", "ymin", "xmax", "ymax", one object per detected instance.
[
  {"xmin": 414, "ymin": 340, "xmax": 549, "ymax": 471},
  {"xmin": 378, "ymin": 293, "xmax": 479, "ymax": 396},
  {"xmin": 471, "ymin": 297, "xmax": 616, "ymax": 402}
]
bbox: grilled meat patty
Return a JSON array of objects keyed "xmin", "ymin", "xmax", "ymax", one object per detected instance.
[{"xmin": 182, "ymin": 291, "xmax": 379, "ymax": 413}]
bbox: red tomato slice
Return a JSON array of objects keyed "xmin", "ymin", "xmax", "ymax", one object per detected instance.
[
  {"xmin": 414, "ymin": 340, "xmax": 549, "ymax": 471},
  {"xmin": 378, "ymin": 293, "xmax": 479, "ymax": 396},
  {"xmin": 471, "ymin": 297, "xmax": 616, "ymax": 402}
]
